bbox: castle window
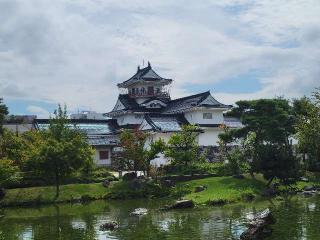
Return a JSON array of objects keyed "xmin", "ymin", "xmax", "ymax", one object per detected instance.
[
  {"xmin": 99, "ymin": 150, "xmax": 109, "ymax": 160},
  {"xmin": 147, "ymin": 86, "xmax": 154, "ymax": 95},
  {"xmin": 141, "ymin": 87, "xmax": 146, "ymax": 94},
  {"xmin": 132, "ymin": 88, "xmax": 135, "ymax": 95},
  {"xmin": 203, "ymin": 113, "xmax": 213, "ymax": 119}
]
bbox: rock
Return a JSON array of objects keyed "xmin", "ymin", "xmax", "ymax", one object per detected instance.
[
  {"xmin": 0, "ymin": 188, "xmax": 5, "ymax": 200},
  {"xmin": 122, "ymin": 172, "xmax": 137, "ymax": 181},
  {"xmin": 233, "ymin": 174, "xmax": 245, "ymax": 179},
  {"xmin": 303, "ymin": 191, "xmax": 314, "ymax": 197},
  {"xmin": 194, "ymin": 185, "xmax": 206, "ymax": 193},
  {"xmin": 271, "ymin": 182, "xmax": 280, "ymax": 189},
  {"xmin": 129, "ymin": 178, "xmax": 147, "ymax": 190},
  {"xmin": 208, "ymin": 199, "xmax": 227, "ymax": 206},
  {"xmin": 240, "ymin": 208, "xmax": 276, "ymax": 240},
  {"xmin": 130, "ymin": 208, "xmax": 148, "ymax": 216},
  {"xmin": 166, "ymin": 200, "xmax": 195, "ymax": 209},
  {"xmin": 261, "ymin": 188, "xmax": 278, "ymax": 197},
  {"xmin": 300, "ymin": 177, "xmax": 309, "ymax": 182},
  {"xmin": 102, "ymin": 180, "xmax": 110, "ymax": 188},
  {"xmin": 243, "ymin": 193, "xmax": 255, "ymax": 202},
  {"xmin": 303, "ymin": 185, "xmax": 315, "ymax": 191},
  {"xmin": 99, "ymin": 221, "xmax": 119, "ymax": 231},
  {"xmin": 137, "ymin": 175, "xmax": 147, "ymax": 180},
  {"xmin": 162, "ymin": 180, "xmax": 175, "ymax": 188},
  {"xmin": 81, "ymin": 194, "xmax": 93, "ymax": 202}
]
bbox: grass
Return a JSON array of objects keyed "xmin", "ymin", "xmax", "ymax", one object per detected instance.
[
  {"xmin": 0, "ymin": 183, "xmax": 109, "ymax": 207},
  {"xmin": 175, "ymin": 175, "xmax": 267, "ymax": 205},
  {"xmin": 2, "ymin": 173, "xmax": 319, "ymax": 208}
]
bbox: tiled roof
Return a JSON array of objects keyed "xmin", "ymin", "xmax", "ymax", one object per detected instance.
[
  {"xmin": 106, "ymin": 94, "xmax": 165, "ymax": 116},
  {"xmin": 88, "ymin": 136, "xmax": 118, "ymax": 146},
  {"xmin": 118, "ymin": 94, "xmax": 140, "ymax": 110},
  {"xmin": 143, "ymin": 114, "xmax": 189, "ymax": 132},
  {"xmin": 117, "ymin": 63, "xmax": 172, "ymax": 88},
  {"xmin": 162, "ymin": 91, "xmax": 231, "ymax": 114},
  {"xmin": 107, "ymin": 91, "xmax": 231, "ymax": 116},
  {"xmin": 35, "ymin": 119, "xmax": 120, "ymax": 135}
]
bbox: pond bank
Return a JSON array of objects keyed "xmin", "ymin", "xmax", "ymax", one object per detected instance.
[{"xmin": 0, "ymin": 175, "xmax": 317, "ymax": 208}]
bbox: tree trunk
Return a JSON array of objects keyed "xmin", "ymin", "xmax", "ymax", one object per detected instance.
[
  {"xmin": 55, "ymin": 171, "xmax": 60, "ymax": 198},
  {"xmin": 249, "ymin": 170, "xmax": 255, "ymax": 179},
  {"xmin": 266, "ymin": 176, "xmax": 274, "ymax": 187}
]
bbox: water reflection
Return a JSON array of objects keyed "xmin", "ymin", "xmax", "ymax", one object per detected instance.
[{"xmin": 0, "ymin": 196, "xmax": 319, "ymax": 240}]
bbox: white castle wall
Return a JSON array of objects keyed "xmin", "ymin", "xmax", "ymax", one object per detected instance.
[{"xmin": 184, "ymin": 109, "xmax": 224, "ymax": 125}]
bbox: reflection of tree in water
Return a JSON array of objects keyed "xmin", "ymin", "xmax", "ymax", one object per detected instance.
[
  {"xmin": 1, "ymin": 198, "xmax": 320, "ymax": 240},
  {"xmin": 112, "ymin": 207, "xmax": 249, "ymax": 240},
  {"xmin": 269, "ymin": 197, "xmax": 320, "ymax": 240}
]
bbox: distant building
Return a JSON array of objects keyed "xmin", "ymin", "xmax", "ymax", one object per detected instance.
[
  {"xmin": 71, "ymin": 111, "xmax": 106, "ymax": 120},
  {"xmin": 3, "ymin": 115, "xmax": 37, "ymax": 134}
]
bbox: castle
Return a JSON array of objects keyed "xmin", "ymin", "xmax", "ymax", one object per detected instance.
[{"xmin": 5, "ymin": 63, "xmax": 241, "ymax": 166}]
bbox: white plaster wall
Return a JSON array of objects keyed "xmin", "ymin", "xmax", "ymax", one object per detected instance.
[
  {"xmin": 94, "ymin": 146, "xmax": 112, "ymax": 166},
  {"xmin": 116, "ymin": 113, "xmax": 144, "ymax": 126},
  {"xmin": 198, "ymin": 128, "xmax": 222, "ymax": 146},
  {"xmin": 184, "ymin": 109, "xmax": 224, "ymax": 125}
]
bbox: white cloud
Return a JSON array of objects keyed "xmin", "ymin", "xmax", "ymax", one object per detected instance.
[
  {"xmin": 0, "ymin": 0, "xmax": 319, "ymax": 112},
  {"xmin": 26, "ymin": 105, "xmax": 50, "ymax": 118}
]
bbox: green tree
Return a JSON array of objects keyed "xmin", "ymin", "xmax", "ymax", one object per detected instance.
[
  {"xmin": 0, "ymin": 98, "xmax": 8, "ymax": 135},
  {"xmin": 295, "ymin": 90, "xmax": 320, "ymax": 171},
  {"xmin": 224, "ymin": 98, "xmax": 298, "ymax": 185},
  {"xmin": 31, "ymin": 105, "xmax": 94, "ymax": 197},
  {"xmin": 117, "ymin": 129, "xmax": 148, "ymax": 172},
  {"xmin": 165, "ymin": 125, "xmax": 200, "ymax": 166},
  {"xmin": 0, "ymin": 129, "xmax": 26, "ymax": 169},
  {"xmin": 0, "ymin": 158, "xmax": 18, "ymax": 192},
  {"xmin": 115, "ymin": 129, "xmax": 165, "ymax": 175},
  {"xmin": 145, "ymin": 138, "xmax": 166, "ymax": 175}
]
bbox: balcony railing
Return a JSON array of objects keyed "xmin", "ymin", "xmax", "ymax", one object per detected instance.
[{"xmin": 128, "ymin": 91, "xmax": 170, "ymax": 98}]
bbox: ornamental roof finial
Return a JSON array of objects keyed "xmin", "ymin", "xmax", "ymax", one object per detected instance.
[{"xmin": 148, "ymin": 61, "xmax": 151, "ymax": 67}]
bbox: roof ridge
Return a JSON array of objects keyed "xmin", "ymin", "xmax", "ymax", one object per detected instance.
[{"xmin": 169, "ymin": 91, "xmax": 210, "ymax": 103}]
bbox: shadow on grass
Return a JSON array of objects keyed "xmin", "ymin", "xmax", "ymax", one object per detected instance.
[{"xmin": 215, "ymin": 177, "xmax": 266, "ymax": 194}]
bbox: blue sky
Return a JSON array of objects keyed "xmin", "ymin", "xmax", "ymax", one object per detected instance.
[{"xmin": 1, "ymin": 0, "xmax": 320, "ymax": 117}]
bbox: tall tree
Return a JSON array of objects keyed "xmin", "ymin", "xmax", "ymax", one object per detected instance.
[
  {"xmin": 117, "ymin": 129, "xmax": 148, "ymax": 172},
  {"xmin": 32, "ymin": 105, "xmax": 94, "ymax": 197},
  {"xmin": 165, "ymin": 125, "xmax": 200, "ymax": 166},
  {"xmin": 0, "ymin": 98, "xmax": 8, "ymax": 135},
  {"xmin": 223, "ymin": 98, "xmax": 298, "ymax": 185},
  {"xmin": 295, "ymin": 90, "xmax": 320, "ymax": 171},
  {"xmin": 114, "ymin": 129, "xmax": 166, "ymax": 175}
]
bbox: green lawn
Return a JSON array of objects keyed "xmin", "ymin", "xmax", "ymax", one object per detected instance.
[
  {"xmin": 177, "ymin": 176, "xmax": 267, "ymax": 205},
  {"xmin": 0, "ymin": 183, "xmax": 109, "ymax": 207},
  {"xmin": 2, "ymin": 174, "xmax": 318, "ymax": 208}
]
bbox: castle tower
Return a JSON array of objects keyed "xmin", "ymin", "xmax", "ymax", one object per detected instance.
[{"xmin": 117, "ymin": 62, "xmax": 172, "ymax": 104}]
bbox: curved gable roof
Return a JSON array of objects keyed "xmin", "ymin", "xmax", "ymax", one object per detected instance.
[
  {"xmin": 117, "ymin": 63, "xmax": 172, "ymax": 88},
  {"xmin": 162, "ymin": 91, "xmax": 231, "ymax": 114}
]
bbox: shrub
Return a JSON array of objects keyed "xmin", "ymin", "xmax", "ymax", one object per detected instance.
[{"xmin": 162, "ymin": 162, "xmax": 229, "ymax": 176}]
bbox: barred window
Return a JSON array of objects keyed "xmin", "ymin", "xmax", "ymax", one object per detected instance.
[
  {"xmin": 99, "ymin": 151, "xmax": 109, "ymax": 160},
  {"xmin": 203, "ymin": 113, "xmax": 213, "ymax": 119}
]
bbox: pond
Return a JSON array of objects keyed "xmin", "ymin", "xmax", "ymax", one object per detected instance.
[{"xmin": 0, "ymin": 196, "xmax": 320, "ymax": 240}]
